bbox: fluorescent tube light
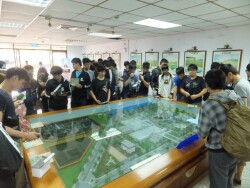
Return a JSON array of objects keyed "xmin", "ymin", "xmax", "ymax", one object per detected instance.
[
  {"xmin": 69, "ymin": 27, "xmax": 78, "ymax": 31},
  {"xmin": 88, "ymin": 33, "xmax": 122, "ymax": 38},
  {"xmin": 4, "ymin": 0, "xmax": 53, "ymax": 7},
  {"xmin": 134, "ymin": 18, "xmax": 181, "ymax": 29},
  {"xmin": 0, "ymin": 22, "xmax": 24, "ymax": 28}
]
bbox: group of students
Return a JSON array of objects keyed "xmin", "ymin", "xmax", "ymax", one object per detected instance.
[{"xmin": 1, "ymin": 57, "xmax": 250, "ymax": 188}]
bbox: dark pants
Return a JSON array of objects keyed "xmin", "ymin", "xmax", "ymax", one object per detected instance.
[
  {"xmin": 71, "ymin": 98, "xmax": 87, "ymax": 108},
  {"xmin": 0, "ymin": 172, "xmax": 15, "ymax": 188},
  {"xmin": 208, "ymin": 149, "xmax": 238, "ymax": 188}
]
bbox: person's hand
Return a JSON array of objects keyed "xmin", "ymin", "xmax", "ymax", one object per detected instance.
[
  {"xmin": 139, "ymin": 74, "xmax": 143, "ymax": 80},
  {"xmin": 41, "ymin": 90, "xmax": 45, "ymax": 97},
  {"xmin": 24, "ymin": 132, "xmax": 40, "ymax": 141},
  {"xmin": 168, "ymin": 95, "xmax": 173, "ymax": 99},
  {"xmin": 96, "ymin": 100, "xmax": 102, "ymax": 105},
  {"xmin": 14, "ymin": 100, "xmax": 23, "ymax": 108},
  {"xmin": 191, "ymin": 94, "xmax": 198, "ymax": 100},
  {"xmin": 184, "ymin": 92, "xmax": 190, "ymax": 97},
  {"xmin": 130, "ymin": 73, "xmax": 134, "ymax": 78},
  {"xmin": 51, "ymin": 92, "xmax": 56, "ymax": 96},
  {"xmin": 75, "ymin": 84, "xmax": 82, "ymax": 89}
]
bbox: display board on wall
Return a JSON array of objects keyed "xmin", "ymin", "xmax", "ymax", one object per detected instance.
[
  {"xmin": 102, "ymin": 53, "xmax": 110, "ymax": 60},
  {"xmin": 184, "ymin": 51, "xmax": 206, "ymax": 76},
  {"xmin": 94, "ymin": 54, "xmax": 102, "ymax": 61},
  {"xmin": 145, "ymin": 52, "xmax": 159, "ymax": 71},
  {"xmin": 212, "ymin": 50, "xmax": 242, "ymax": 72},
  {"xmin": 130, "ymin": 52, "xmax": 142, "ymax": 70},
  {"xmin": 162, "ymin": 52, "xmax": 179, "ymax": 75},
  {"xmin": 82, "ymin": 54, "xmax": 88, "ymax": 59},
  {"xmin": 112, "ymin": 53, "xmax": 121, "ymax": 69}
]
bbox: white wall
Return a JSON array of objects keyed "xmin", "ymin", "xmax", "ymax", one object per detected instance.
[
  {"xmin": 67, "ymin": 45, "xmax": 83, "ymax": 60},
  {"xmin": 83, "ymin": 24, "xmax": 250, "ymax": 79}
]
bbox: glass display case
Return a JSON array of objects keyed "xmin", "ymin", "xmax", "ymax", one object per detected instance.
[{"xmin": 25, "ymin": 97, "xmax": 207, "ymax": 188}]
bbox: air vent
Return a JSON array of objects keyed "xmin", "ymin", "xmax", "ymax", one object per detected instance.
[
  {"xmin": 57, "ymin": 24, "xmax": 81, "ymax": 31},
  {"xmin": 108, "ymin": 37, "xmax": 123, "ymax": 40},
  {"xmin": 65, "ymin": 39, "xmax": 86, "ymax": 43}
]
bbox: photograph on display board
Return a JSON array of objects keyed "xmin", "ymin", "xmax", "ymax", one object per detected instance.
[
  {"xmin": 87, "ymin": 54, "xmax": 94, "ymax": 61},
  {"xmin": 212, "ymin": 50, "xmax": 242, "ymax": 72},
  {"xmin": 162, "ymin": 52, "xmax": 179, "ymax": 75},
  {"xmin": 184, "ymin": 51, "xmax": 206, "ymax": 76},
  {"xmin": 102, "ymin": 53, "xmax": 110, "ymax": 60},
  {"xmin": 145, "ymin": 52, "xmax": 159, "ymax": 71},
  {"xmin": 130, "ymin": 53, "xmax": 142, "ymax": 70},
  {"xmin": 112, "ymin": 53, "xmax": 121, "ymax": 69},
  {"xmin": 94, "ymin": 54, "xmax": 102, "ymax": 61}
]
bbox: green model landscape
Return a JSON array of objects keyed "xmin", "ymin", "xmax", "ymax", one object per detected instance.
[{"xmin": 32, "ymin": 98, "xmax": 199, "ymax": 188}]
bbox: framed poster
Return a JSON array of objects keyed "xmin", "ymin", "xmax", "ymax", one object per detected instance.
[
  {"xmin": 184, "ymin": 51, "xmax": 206, "ymax": 76},
  {"xmin": 112, "ymin": 53, "xmax": 121, "ymax": 69},
  {"xmin": 102, "ymin": 53, "xmax": 110, "ymax": 60},
  {"xmin": 145, "ymin": 52, "xmax": 159, "ymax": 71},
  {"xmin": 130, "ymin": 53, "xmax": 142, "ymax": 70},
  {"xmin": 212, "ymin": 50, "xmax": 242, "ymax": 71},
  {"xmin": 94, "ymin": 54, "xmax": 102, "ymax": 61},
  {"xmin": 87, "ymin": 54, "xmax": 94, "ymax": 61},
  {"xmin": 162, "ymin": 52, "xmax": 180, "ymax": 75}
]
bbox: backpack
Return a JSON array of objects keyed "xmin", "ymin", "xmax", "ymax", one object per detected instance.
[{"xmin": 209, "ymin": 99, "xmax": 250, "ymax": 161}]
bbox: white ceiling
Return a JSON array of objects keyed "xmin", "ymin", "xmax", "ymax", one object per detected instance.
[{"xmin": 0, "ymin": 0, "xmax": 250, "ymax": 46}]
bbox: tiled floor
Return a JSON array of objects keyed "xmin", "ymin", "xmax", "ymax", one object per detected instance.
[{"xmin": 193, "ymin": 162, "xmax": 250, "ymax": 188}]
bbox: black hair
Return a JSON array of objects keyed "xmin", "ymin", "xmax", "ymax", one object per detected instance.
[
  {"xmin": 142, "ymin": 62, "xmax": 150, "ymax": 69},
  {"xmin": 160, "ymin": 58, "xmax": 168, "ymax": 64},
  {"xmin": 50, "ymin": 66, "xmax": 63, "ymax": 75},
  {"xmin": 205, "ymin": 69, "xmax": 225, "ymax": 90},
  {"xmin": 188, "ymin": 64, "xmax": 198, "ymax": 71},
  {"xmin": 71, "ymin": 57, "xmax": 82, "ymax": 66},
  {"xmin": 129, "ymin": 63, "xmax": 136, "ymax": 70},
  {"xmin": 82, "ymin": 58, "xmax": 90, "ymax": 65},
  {"xmin": 96, "ymin": 64, "xmax": 106, "ymax": 72},
  {"xmin": 210, "ymin": 62, "xmax": 220, "ymax": 70},
  {"xmin": 0, "ymin": 73, "xmax": 6, "ymax": 84},
  {"xmin": 37, "ymin": 67, "xmax": 49, "ymax": 80},
  {"xmin": 6, "ymin": 67, "xmax": 30, "ymax": 82},
  {"xmin": 24, "ymin": 65, "xmax": 34, "ymax": 71},
  {"xmin": 246, "ymin": 63, "xmax": 250, "ymax": 71},
  {"xmin": 130, "ymin": 60, "xmax": 137, "ymax": 66},
  {"xmin": 176, "ymin": 66, "xmax": 184, "ymax": 75},
  {"xmin": 124, "ymin": 61, "xmax": 129, "ymax": 67},
  {"xmin": 109, "ymin": 59, "xmax": 116, "ymax": 68},
  {"xmin": 98, "ymin": 58, "xmax": 103, "ymax": 63},
  {"xmin": 103, "ymin": 60, "xmax": 110, "ymax": 67},
  {"xmin": 219, "ymin": 64, "xmax": 238, "ymax": 75},
  {"xmin": 161, "ymin": 64, "xmax": 169, "ymax": 70}
]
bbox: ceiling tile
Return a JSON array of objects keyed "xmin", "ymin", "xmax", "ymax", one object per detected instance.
[
  {"xmin": 2, "ymin": 1, "xmax": 43, "ymax": 15},
  {"xmin": 84, "ymin": 7, "xmax": 122, "ymax": 18},
  {"xmin": 129, "ymin": 5, "xmax": 171, "ymax": 17},
  {"xmin": 155, "ymin": 0, "xmax": 207, "ymax": 11},
  {"xmin": 199, "ymin": 10, "xmax": 238, "ymax": 21},
  {"xmin": 72, "ymin": 15, "xmax": 104, "ymax": 23},
  {"xmin": 48, "ymin": 0, "xmax": 93, "ymax": 14},
  {"xmin": 212, "ymin": 16, "xmax": 249, "ymax": 24},
  {"xmin": 174, "ymin": 17, "xmax": 204, "ymax": 25},
  {"xmin": 138, "ymin": 0, "xmax": 163, "ymax": 3},
  {"xmin": 70, "ymin": 0, "xmax": 106, "ymax": 6},
  {"xmin": 42, "ymin": 10, "xmax": 77, "ymax": 20},
  {"xmin": 244, "ymin": 14, "xmax": 250, "ymax": 19},
  {"xmin": 119, "ymin": 23, "xmax": 144, "ymax": 29},
  {"xmin": 1, "ymin": 11, "xmax": 36, "ymax": 22},
  {"xmin": 154, "ymin": 12, "xmax": 189, "ymax": 22},
  {"xmin": 223, "ymin": 20, "xmax": 250, "ymax": 27},
  {"xmin": 113, "ymin": 13, "xmax": 146, "ymax": 23},
  {"xmin": 179, "ymin": 3, "xmax": 224, "ymax": 16},
  {"xmin": 214, "ymin": 0, "xmax": 250, "ymax": 9},
  {"xmin": 99, "ymin": 19, "xmax": 127, "ymax": 27},
  {"xmin": 99, "ymin": 0, "xmax": 147, "ymax": 12},
  {"xmin": 232, "ymin": 5, "xmax": 250, "ymax": 15},
  {"xmin": 187, "ymin": 22, "xmax": 218, "ymax": 28}
]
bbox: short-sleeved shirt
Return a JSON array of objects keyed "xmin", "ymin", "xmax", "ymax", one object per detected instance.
[
  {"xmin": 180, "ymin": 76, "xmax": 206, "ymax": 104},
  {"xmin": 122, "ymin": 71, "xmax": 139, "ymax": 96},
  {"xmin": 90, "ymin": 78, "xmax": 110, "ymax": 102},
  {"xmin": 233, "ymin": 78, "xmax": 250, "ymax": 107},
  {"xmin": 139, "ymin": 71, "xmax": 151, "ymax": 96},
  {"xmin": 151, "ymin": 67, "xmax": 162, "ymax": 89},
  {"xmin": 174, "ymin": 75, "xmax": 188, "ymax": 100},
  {"xmin": 0, "ymin": 89, "xmax": 19, "ymax": 130}
]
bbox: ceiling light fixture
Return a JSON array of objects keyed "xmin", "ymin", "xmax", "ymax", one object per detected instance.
[
  {"xmin": 134, "ymin": 18, "xmax": 181, "ymax": 29},
  {"xmin": 4, "ymin": 0, "xmax": 53, "ymax": 7},
  {"xmin": 0, "ymin": 22, "xmax": 24, "ymax": 28},
  {"xmin": 88, "ymin": 32, "xmax": 122, "ymax": 38}
]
